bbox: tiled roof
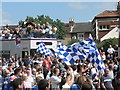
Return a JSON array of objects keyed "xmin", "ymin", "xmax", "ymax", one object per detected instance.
[
  {"xmin": 95, "ymin": 10, "xmax": 119, "ymax": 18},
  {"xmin": 72, "ymin": 22, "xmax": 92, "ymax": 33}
]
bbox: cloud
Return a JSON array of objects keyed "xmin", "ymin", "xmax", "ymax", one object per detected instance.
[{"xmin": 67, "ymin": 2, "xmax": 87, "ymax": 10}]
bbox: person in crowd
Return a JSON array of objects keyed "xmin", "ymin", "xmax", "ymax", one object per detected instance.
[
  {"xmin": 112, "ymin": 71, "xmax": 120, "ymax": 90},
  {"xmin": 1, "ymin": 69, "xmax": 11, "ymax": 90},
  {"xmin": 114, "ymin": 44, "xmax": 118, "ymax": 58},
  {"xmin": 50, "ymin": 68, "xmax": 61, "ymax": 89},
  {"xmin": 108, "ymin": 65, "xmax": 114, "ymax": 79},
  {"xmin": 42, "ymin": 55, "xmax": 52, "ymax": 70},
  {"xmin": 38, "ymin": 79, "xmax": 51, "ymax": 90},
  {"xmin": 58, "ymin": 59, "xmax": 65, "ymax": 71},
  {"xmin": 62, "ymin": 67, "xmax": 74, "ymax": 89},
  {"xmin": 107, "ymin": 45, "xmax": 115, "ymax": 59},
  {"xmin": 10, "ymin": 78, "xmax": 23, "ymax": 90},
  {"xmin": 100, "ymin": 68, "xmax": 114, "ymax": 90},
  {"xmin": 10, "ymin": 67, "xmax": 22, "ymax": 82}
]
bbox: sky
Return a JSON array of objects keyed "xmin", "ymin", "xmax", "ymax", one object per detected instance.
[{"xmin": 1, "ymin": 2, "xmax": 118, "ymax": 25}]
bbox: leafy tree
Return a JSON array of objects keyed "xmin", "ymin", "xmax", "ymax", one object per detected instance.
[
  {"xmin": 96, "ymin": 38, "xmax": 118, "ymax": 50},
  {"xmin": 67, "ymin": 39, "xmax": 81, "ymax": 45}
]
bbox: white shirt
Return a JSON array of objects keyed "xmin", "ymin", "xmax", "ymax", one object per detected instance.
[
  {"xmin": 102, "ymin": 55, "xmax": 106, "ymax": 61},
  {"xmin": 50, "ymin": 75, "xmax": 61, "ymax": 89},
  {"xmin": 107, "ymin": 48, "xmax": 115, "ymax": 54},
  {"xmin": 62, "ymin": 83, "xmax": 70, "ymax": 89}
]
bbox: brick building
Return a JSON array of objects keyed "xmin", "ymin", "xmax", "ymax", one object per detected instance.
[
  {"xmin": 63, "ymin": 19, "xmax": 92, "ymax": 45},
  {"xmin": 92, "ymin": 9, "xmax": 119, "ymax": 41}
]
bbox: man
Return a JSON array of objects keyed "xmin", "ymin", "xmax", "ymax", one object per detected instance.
[
  {"xmin": 112, "ymin": 71, "xmax": 120, "ymax": 90},
  {"xmin": 42, "ymin": 55, "xmax": 51, "ymax": 70},
  {"xmin": 50, "ymin": 68, "xmax": 61, "ymax": 89},
  {"xmin": 38, "ymin": 79, "xmax": 50, "ymax": 90},
  {"xmin": 100, "ymin": 68, "xmax": 113, "ymax": 90},
  {"xmin": 10, "ymin": 67, "xmax": 22, "ymax": 82},
  {"xmin": 107, "ymin": 45, "xmax": 115, "ymax": 59},
  {"xmin": 11, "ymin": 78, "xmax": 23, "ymax": 90}
]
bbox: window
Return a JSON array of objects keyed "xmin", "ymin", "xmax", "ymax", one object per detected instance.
[
  {"xmin": 77, "ymin": 33, "xmax": 84, "ymax": 40},
  {"xmin": 36, "ymin": 42, "xmax": 52, "ymax": 45},
  {"xmin": 99, "ymin": 25, "xmax": 110, "ymax": 30}
]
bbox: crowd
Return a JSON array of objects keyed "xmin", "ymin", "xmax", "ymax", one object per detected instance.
[
  {"xmin": 0, "ymin": 21, "xmax": 57, "ymax": 39},
  {"xmin": 0, "ymin": 44, "xmax": 120, "ymax": 90}
]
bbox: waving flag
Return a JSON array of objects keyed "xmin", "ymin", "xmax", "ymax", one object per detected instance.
[
  {"xmin": 37, "ymin": 42, "xmax": 53, "ymax": 56},
  {"xmin": 56, "ymin": 39, "xmax": 105, "ymax": 73},
  {"xmin": 55, "ymin": 42, "xmax": 85, "ymax": 65}
]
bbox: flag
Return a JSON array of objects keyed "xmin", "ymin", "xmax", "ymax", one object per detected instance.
[
  {"xmin": 37, "ymin": 42, "xmax": 53, "ymax": 56},
  {"xmin": 71, "ymin": 39, "xmax": 105, "ymax": 73},
  {"xmin": 55, "ymin": 42, "xmax": 85, "ymax": 65},
  {"xmin": 16, "ymin": 37, "xmax": 21, "ymax": 47},
  {"xmin": 55, "ymin": 39, "xmax": 105, "ymax": 73}
]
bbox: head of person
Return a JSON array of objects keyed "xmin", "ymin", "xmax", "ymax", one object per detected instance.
[
  {"xmin": 38, "ymin": 79, "xmax": 50, "ymax": 90},
  {"xmin": 45, "ymin": 55, "xmax": 51, "ymax": 60},
  {"xmin": 36, "ymin": 76, "xmax": 43, "ymax": 84},
  {"xmin": 104, "ymin": 68, "xmax": 109, "ymax": 76},
  {"xmin": 14, "ymin": 67, "xmax": 22, "ymax": 76},
  {"xmin": 32, "ymin": 69, "xmax": 37, "ymax": 75},
  {"xmin": 109, "ymin": 45, "xmax": 112, "ymax": 48},
  {"xmin": 37, "ymin": 68, "xmax": 43, "ymax": 74},
  {"xmin": 3, "ymin": 69, "xmax": 10, "ymax": 77},
  {"xmin": 53, "ymin": 68, "xmax": 60, "ymax": 76},
  {"xmin": 11, "ymin": 78, "xmax": 23, "ymax": 90}
]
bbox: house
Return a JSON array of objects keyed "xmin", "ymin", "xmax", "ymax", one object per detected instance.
[
  {"xmin": 62, "ymin": 19, "xmax": 92, "ymax": 45},
  {"xmin": 92, "ymin": 4, "xmax": 120, "ymax": 41}
]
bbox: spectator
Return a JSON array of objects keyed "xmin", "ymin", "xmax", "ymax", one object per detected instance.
[
  {"xmin": 38, "ymin": 79, "xmax": 51, "ymax": 90},
  {"xmin": 107, "ymin": 45, "xmax": 115, "ymax": 59},
  {"xmin": 50, "ymin": 68, "xmax": 61, "ymax": 89},
  {"xmin": 10, "ymin": 67, "xmax": 22, "ymax": 82},
  {"xmin": 42, "ymin": 55, "xmax": 51, "ymax": 70},
  {"xmin": 112, "ymin": 71, "xmax": 120, "ymax": 90},
  {"xmin": 100, "ymin": 68, "xmax": 113, "ymax": 90},
  {"xmin": 10, "ymin": 78, "xmax": 23, "ymax": 90}
]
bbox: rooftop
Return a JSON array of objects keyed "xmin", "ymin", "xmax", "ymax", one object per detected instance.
[{"xmin": 95, "ymin": 10, "xmax": 119, "ymax": 18}]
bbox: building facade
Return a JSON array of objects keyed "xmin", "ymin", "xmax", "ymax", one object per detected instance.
[
  {"xmin": 63, "ymin": 19, "xmax": 92, "ymax": 45},
  {"xmin": 92, "ymin": 10, "xmax": 119, "ymax": 41}
]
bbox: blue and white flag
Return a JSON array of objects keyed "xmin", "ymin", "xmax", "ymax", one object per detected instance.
[
  {"xmin": 37, "ymin": 42, "xmax": 53, "ymax": 56},
  {"xmin": 55, "ymin": 39, "xmax": 105, "ymax": 73},
  {"xmin": 55, "ymin": 42, "xmax": 85, "ymax": 65}
]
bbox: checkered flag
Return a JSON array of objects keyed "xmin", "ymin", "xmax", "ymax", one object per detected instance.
[
  {"xmin": 56, "ymin": 39, "xmax": 105, "ymax": 73},
  {"xmin": 55, "ymin": 43, "xmax": 85, "ymax": 65},
  {"xmin": 37, "ymin": 42, "xmax": 53, "ymax": 56},
  {"xmin": 72, "ymin": 39, "xmax": 105, "ymax": 73}
]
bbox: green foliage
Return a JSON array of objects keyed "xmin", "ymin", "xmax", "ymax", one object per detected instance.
[
  {"xmin": 18, "ymin": 20, "xmax": 24, "ymax": 26},
  {"xmin": 67, "ymin": 39, "xmax": 81, "ymax": 45},
  {"xmin": 96, "ymin": 38, "xmax": 118, "ymax": 50},
  {"xmin": 18, "ymin": 15, "xmax": 66, "ymax": 39}
]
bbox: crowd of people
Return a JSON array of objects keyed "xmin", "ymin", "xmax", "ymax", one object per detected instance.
[
  {"xmin": 0, "ymin": 45, "xmax": 120, "ymax": 90},
  {"xmin": 0, "ymin": 21, "xmax": 57, "ymax": 39},
  {"xmin": 0, "ymin": 21, "xmax": 120, "ymax": 90}
]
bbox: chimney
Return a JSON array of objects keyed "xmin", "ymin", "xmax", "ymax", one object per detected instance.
[{"xmin": 69, "ymin": 19, "xmax": 75, "ymax": 23}]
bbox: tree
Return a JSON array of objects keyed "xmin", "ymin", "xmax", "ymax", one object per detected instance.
[
  {"xmin": 67, "ymin": 39, "xmax": 81, "ymax": 45},
  {"xmin": 96, "ymin": 38, "xmax": 118, "ymax": 50}
]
